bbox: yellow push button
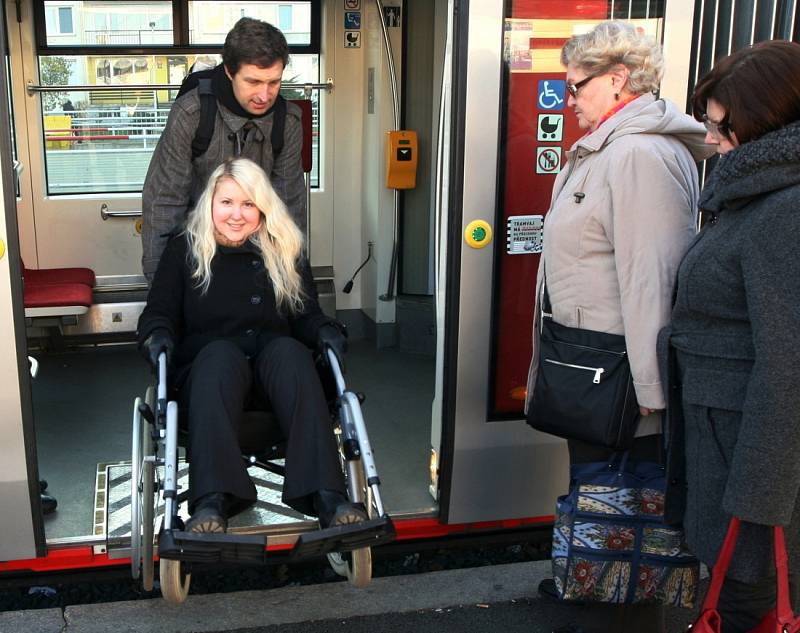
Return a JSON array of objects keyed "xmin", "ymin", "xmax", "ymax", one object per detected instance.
[
  {"xmin": 0, "ymin": 239, "xmax": 5, "ymax": 259},
  {"xmin": 464, "ymin": 220, "xmax": 492, "ymax": 248}
]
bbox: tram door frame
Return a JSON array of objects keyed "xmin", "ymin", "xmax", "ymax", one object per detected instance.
[
  {"xmin": 435, "ymin": 0, "xmax": 695, "ymax": 524},
  {"xmin": 0, "ymin": 0, "xmax": 45, "ymax": 560}
]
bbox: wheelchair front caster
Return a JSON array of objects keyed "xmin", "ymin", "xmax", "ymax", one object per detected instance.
[{"xmin": 159, "ymin": 558, "xmax": 191, "ymax": 604}]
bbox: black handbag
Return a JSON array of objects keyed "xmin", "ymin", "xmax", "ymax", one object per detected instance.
[{"xmin": 526, "ymin": 275, "xmax": 640, "ymax": 450}]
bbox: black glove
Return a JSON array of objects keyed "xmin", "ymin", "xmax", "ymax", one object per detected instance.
[
  {"xmin": 141, "ymin": 328, "xmax": 174, "ymax": 369},
  {"xmin": 317, "ymin": 323, "xmax": 347, "ymax": 373}
]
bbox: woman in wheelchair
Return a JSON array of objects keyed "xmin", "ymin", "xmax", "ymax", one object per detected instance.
[{"xmin": 136, "ymin": 157, "xmax": 365, "ymax": 534}]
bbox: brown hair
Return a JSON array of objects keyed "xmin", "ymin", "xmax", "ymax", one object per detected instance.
[
  {"xmin": 223, "ymin": 17, "xmax": 290, "ymax": 75},
  {"xmin": 692, "ymin": 40, "xmax": 800, "ymax": 144}
]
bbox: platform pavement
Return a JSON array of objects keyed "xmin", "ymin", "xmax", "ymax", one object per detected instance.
[{"xmin": 0, "ymin": 560, "xmax": 701, "ymax": 633}]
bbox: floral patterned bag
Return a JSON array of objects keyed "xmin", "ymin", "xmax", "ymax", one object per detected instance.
[{"xmin": 551, "ymin": 456, "xmax": 699, "ymax": 607}]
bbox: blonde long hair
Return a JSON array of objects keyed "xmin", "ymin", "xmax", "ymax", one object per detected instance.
[{"xmin": 185, "ymin": 157, "xmax": 306, "ymax": 313}]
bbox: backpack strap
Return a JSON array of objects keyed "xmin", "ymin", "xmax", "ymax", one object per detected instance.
[
  {"xmin": 191, "ymin": 77, "xmax": 217, "ymax": 160},
  {"xmin": 271, "ymin": 95, "xmax": 287, "ymax": 159}
]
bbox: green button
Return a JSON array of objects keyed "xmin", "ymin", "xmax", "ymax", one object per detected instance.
[{"xmin": 472, "ymin": 227, "xmax": 486, "ymax": 242}]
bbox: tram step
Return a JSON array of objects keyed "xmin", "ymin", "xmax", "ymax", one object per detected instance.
[
  {"xmin": 290, "ymin": 516, "xmax": 396, "ymax": 560},
  {"xmin": 158, "ymin": 529, "xmax": 267, "ymax": 565}
]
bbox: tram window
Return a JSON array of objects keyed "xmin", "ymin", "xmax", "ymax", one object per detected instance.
[
  {"xmin": 188, "ymin": 2, "xmax": 313, "ymax": 46},
  {"xmin": 34, "ymin": 1, "xmax": 322, "ymax": 195},
  {"xmin": 40, "ymin": 2, "xmax": 174, "ymax": 47},
  {"xmin": 37, "ymin": 52, "xmax": 320, "ymax": 195}
]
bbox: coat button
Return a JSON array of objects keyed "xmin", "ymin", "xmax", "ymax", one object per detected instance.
[
  {"xmin": 245, "ymin": 329, "xmax": 256, "ymax": 336},
  {"xmin": 250, "ymin": 295, "xmax": 262, "ymax": 305},
  {"xmin": 251, "ymin": 259, "xmax": 260, "ymax": 268}
]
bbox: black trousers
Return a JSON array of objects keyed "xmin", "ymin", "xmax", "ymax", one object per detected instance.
[
  {"xmin": 560, "ymin": 435, "xmax": 667, "ymax": 633},
  {"xmin": 715, "ymin": 572, "xmax": 798, "ymax": 633},
  {"xmin": 177, "ymin": 337, "xmax": 346, "ymax": 518}
]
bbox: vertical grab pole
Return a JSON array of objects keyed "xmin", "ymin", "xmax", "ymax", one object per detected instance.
[{"xmin": 375, "ymin": 0, "xmax": 401, "ymax": 302}]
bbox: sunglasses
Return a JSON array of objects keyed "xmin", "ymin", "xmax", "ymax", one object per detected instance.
[
  {"xmin": 702, "ymin": 114, "xmax": 733, "ymax": 139},
  {"xmin": 566, "ymin": 74, "xmax": 598, "ymax": 97}
]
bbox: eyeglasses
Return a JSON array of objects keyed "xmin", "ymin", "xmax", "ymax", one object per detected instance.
[
  {"xmin": 702, "ymin": 114, "xmax": 733, "ymax": 139},
  {"xmin": 566, "ymin": 74, "xmax": 598, "ymax": 97}
]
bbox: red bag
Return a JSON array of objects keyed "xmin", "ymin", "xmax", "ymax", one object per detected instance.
[{"xmin": 688, "ymin": 517, "xmax": 800, "ymax": 632}]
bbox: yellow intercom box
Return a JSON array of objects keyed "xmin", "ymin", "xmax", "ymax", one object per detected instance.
[{"xmin": 386, "ymin": 130, "xmax": 418, "ymax": 189}]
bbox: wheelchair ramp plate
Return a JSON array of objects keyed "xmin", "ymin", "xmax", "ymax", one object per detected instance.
[
  {"xmin": 100, "ymin": 459, "xmax": 313, "ymax": 553},
  {"xmin": 290, "ymin": 517, "xmax": 396, "ymax": 560}
]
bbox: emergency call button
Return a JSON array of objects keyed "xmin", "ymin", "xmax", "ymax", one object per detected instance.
[{"xmin": 464, "ymin": 220, "xmax": 493, "ymax": 249}]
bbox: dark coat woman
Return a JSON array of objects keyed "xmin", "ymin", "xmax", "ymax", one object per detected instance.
[
  {"xmin": 664, "ymin": 40, "xmax": 800, "ymax": 633},
  {"xmin": 137, "ymin": 157, "xmax": 363, "ymax": 534}
]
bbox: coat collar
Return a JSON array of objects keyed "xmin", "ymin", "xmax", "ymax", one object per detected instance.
[
  {"xmin": 700, "ymin": 121, "xmax": 800, "ymax": 212},
  {"xmin": 571, "ymin": 93, "xmax": 655, "ymax": 154}
]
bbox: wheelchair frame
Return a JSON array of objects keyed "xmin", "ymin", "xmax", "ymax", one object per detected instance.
[{"xmin": 130, "ymin": 348, "xmax": 396, "ymax": 603}]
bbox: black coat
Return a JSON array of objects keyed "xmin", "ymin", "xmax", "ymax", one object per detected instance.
[
  {"xmin": 137, "ymin": 234, "xmax": 332, "ymax": 367},
  {"xmin": 662, "ymin": 122, "xmax": 800, "ymax": 583}
]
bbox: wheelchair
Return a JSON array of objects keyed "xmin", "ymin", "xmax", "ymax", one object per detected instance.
[{"xmin": 130, "ymin": 346, "xmax": 395, "ymax": 604}]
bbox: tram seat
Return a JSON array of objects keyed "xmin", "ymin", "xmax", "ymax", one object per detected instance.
[
  {"xmin": 22, "ymin": 262, "xmax": 95, "ymax": 323},
  {"xmin": 288, "ymin": 99, "xmax": 313, "ymax": 174}
]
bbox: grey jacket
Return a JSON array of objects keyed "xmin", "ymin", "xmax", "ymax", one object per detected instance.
[
  {"xmin": 526, "ymin": 94, "xmax": 711, "ymax": 435},
  {"xmin": 141, "ymin": 90, "xmax": 306, "ymax": 280},
  {"xmin": 664, "ymin": 121, "xmax": 800, "ymax": 583}
]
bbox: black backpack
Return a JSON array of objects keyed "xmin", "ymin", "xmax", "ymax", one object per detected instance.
[{"xmin": 176, "ymin": 66, "xmax": 287, "ymax": 160}]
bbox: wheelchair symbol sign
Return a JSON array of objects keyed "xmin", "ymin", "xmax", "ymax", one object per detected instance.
[
  {"xmin": 345, "ymin": 12, "xmax": 361, "ymax": 29},
  {"xmin": 538, "ymin": 80, "xmax": 565, "ymax": 110}
]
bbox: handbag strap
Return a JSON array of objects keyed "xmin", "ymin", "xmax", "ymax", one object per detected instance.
[
  {"xmin": 540, "ymin": 265, "xmax": 553, "ymax": 318},
  {"xmin": 701, "ymin": 517, "xmax": 741, "ymax": 611},
  {"xmin": 774, "ymin": 524, "xmax": 795, "ymax": 624},
  {"xmin": 703, "ymin": 517, "xmax": 795, "ymax": 624}
]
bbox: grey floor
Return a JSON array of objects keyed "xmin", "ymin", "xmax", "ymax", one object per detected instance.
[{"xmin": 32, "ymin": 339, "xmax": 436, "ymax": 541}]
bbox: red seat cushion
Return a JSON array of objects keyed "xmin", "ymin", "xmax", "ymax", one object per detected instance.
[
  {"xmin": 23, "ymin": 267, "xmax": 95, "ymax": 288},
  {"xmin": 23, "ymin": 282, "xmax": 93, "ymax": 309},
  {"xmin": 289, "ymin": 99, "xmax": 313, "ymax": 173}
]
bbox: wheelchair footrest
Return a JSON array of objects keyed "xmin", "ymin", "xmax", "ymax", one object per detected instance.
[
  {"xmin": 290, "ymin": 516, "xmax": 396, "ymax": 560},
  {"xmin": 158, "ymin": 529, "xmax": 266, "ymax": 565}
]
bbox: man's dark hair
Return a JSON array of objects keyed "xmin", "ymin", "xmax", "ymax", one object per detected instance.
[
  {"xmin": 222, "ymin": 17, "xmax": 290, "ymax": 75},
  {"xmin": 692, "ymin": 40, "xmax": 800, "ymax": 144}
]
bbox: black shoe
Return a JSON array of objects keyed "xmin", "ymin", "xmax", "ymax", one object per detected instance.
[
  {"xmin": 39, "ymin": 479, "xmax": 48, "ymax": 493},
  {"xmin": 185, "ymin": 493, "xmax": 228, "ymax": 533},
  {"xmin": 313, "ymin": 489, "xmax": 367, "ymax": 529},
  {"xmin": 539, "ymin": 578, "xmax": 585, "ymax": 606},
  {"xmin": 41, "ymin": 493, "xmax": 57, "ymax": 515}
]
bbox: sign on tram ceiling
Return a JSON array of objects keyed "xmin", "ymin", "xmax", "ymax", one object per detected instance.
[
  {"xmin": 537, "ymin": 114, "xmax": 563, "ymax": 142},
  {"xmin": 537, "ymin": 80, "xmax": 565, "ymax": 111},
  {"xmin": 344, "ymin": 0, "xmax": 360, "ymax": 9},
  {"xmin": 536, "ymin": 147, "xmax": 561, "ymax": 174}
]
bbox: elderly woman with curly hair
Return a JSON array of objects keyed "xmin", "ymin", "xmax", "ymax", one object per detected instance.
[
  {"xmin": 137, "ymin": 157, "xmax": 363, "ymax": 534},
  {"xmin": 526, "ymin": 21, "xmax": 713, "ymax": 633}
]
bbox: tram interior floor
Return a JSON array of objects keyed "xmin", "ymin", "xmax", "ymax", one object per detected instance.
[{"xmin": 32, "ymin": 339, "xmax": 436, "ymax": 541}]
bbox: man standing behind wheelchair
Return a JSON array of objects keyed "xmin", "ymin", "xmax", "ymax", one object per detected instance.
[{"xmin": 136, "ymin": 156, "xmax": 363, "ymax": 534}]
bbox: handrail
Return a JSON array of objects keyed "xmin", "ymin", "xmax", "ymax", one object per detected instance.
[
  {"xmin": 375, "ymin": 0, "xmax": 401, "ymax": 302},
  {"xmin": 27, "ymin": 79, "xmax": 334, "ymax": 97},
  {"xmin": 100, "ymin": 203, "xmax": 141, "ymax": 220}
]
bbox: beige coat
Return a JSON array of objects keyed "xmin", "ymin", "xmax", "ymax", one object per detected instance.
[{"xmin": 526, "ymin": 94, "xmax": 713, "ymax": 435}]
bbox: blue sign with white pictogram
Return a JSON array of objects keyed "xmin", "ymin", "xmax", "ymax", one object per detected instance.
[
  {"xmin": 345, "ymin": 11, "xmax": 361, "ymax": 29},
  {"xmin": 538, "ymin": 80, "xmax": 565, "ymax": 110}
]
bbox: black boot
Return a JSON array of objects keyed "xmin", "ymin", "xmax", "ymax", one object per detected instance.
[
  {"xmin": 41, "ymin": 493, "xmax": 57, "ymax": 515},
  {"xmin": 185, "ymin": 492, "xmax": 228, "ymax": 533},
  {"xmin": 313, "ymin": 489, "xmax": 367, "ymax": 529}
]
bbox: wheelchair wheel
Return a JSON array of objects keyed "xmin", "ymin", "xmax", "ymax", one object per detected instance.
[
  {"xmin": 130, "ymin": 387, "xmax": 157, "ymax": 591},
  {"xmin": 327, "ymin": 456, "xmax": 373, "ymax": 588},
  {"xmin": 141, "ymin": 387, "xmax": 156, "ymax": 591},
  {"xmin": 159, "ymin": 558, "xmax": 191, "ymax": 604}
]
